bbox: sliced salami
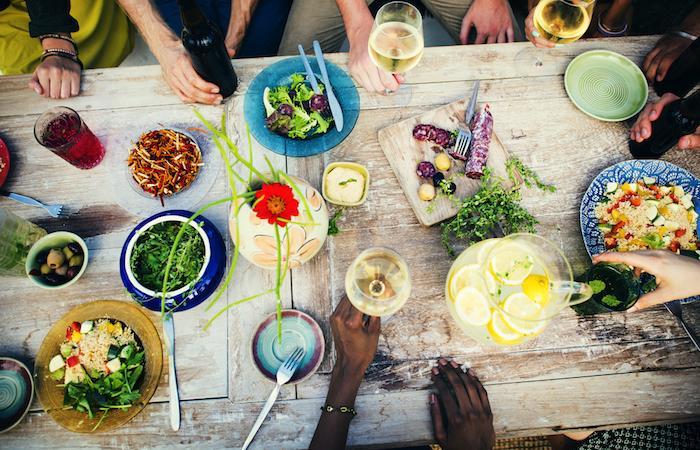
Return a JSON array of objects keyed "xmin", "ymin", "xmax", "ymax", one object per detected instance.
[{"xmin": 465, "ymin": 105, "xmax": 493, "ymax": 179}]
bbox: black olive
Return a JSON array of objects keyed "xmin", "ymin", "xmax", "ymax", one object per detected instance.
[
  {"xmin": 67, "ymin": 242, "xmax": 82, "ymax": 255},
  {"xmin": 432, "ymin": 172, "xmax": 445, "ymax": 187},
  {"xmin": 66, "ymin": 267, "xmax": 79, "ymax": 280},
  {"xmin": 28, "ymin": 269, "xmax": 41, "ymax": 276},
  {"xmin": 43, "ymin": 274, "xmax": 68, "ymax": 286},
  {"xmin": 36, "ymin": 250, "xmax": 49, "ymax": 264},
  {"xmin": 444, "ymin": 182, "xmax": 457, "ymax": 195}
]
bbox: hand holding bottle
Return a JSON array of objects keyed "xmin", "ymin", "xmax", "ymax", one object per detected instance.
[
  {"xmin": 630, "ymin": 93, "xmax": 700, "ymax": 150},
  {"xmin": 155, "ymin": 40, "xmax": 223, "ymax": 104}
]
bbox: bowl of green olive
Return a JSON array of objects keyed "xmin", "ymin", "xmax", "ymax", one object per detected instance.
[{"xmin": 25, "ymin": 232, "xmax": 88, "ymax": 289}]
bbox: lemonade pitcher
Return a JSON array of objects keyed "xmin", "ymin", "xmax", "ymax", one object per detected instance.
[{"xmin": 445, "ymin": 233, "xmax": 592, "ymax": 346}]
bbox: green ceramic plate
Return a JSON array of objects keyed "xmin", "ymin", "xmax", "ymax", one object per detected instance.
[{"xmin": 564, "ymin": 50, "xmax": 648, "ymax": 122}]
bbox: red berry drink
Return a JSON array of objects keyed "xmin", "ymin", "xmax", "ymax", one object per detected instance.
[{"xmin": 34, "ymin": 107, "xmax": 105, "ymax": 169}]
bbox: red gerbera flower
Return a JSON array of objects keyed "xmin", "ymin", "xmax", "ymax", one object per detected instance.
[{"xmin": 253, "ymin": 182, "xmax": 300, "ymax": 227}]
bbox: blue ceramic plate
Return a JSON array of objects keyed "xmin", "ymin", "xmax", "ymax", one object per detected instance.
[
  {"xmin": 251, "ymin": 310, "xmax": 325, "ymax": 384},
  {"xmin": 580, "ymin": 160, "xmax": 700, "ymax": 302},
  {"xmin": 0, "ymin": 357, "xmax": 33, "ymax": 434},
  {"xmin": 244, "ymin": 56, "xmax": 360, "ymax": 157},
  {"xmin": 119, "ymin": 210, "xmax": 226, "ymax": 312}
]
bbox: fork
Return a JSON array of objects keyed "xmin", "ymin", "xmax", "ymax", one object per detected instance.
[
  {"xmin": 1, "ymin": 192, "xmax": 63, "ymax": 217},
  {"xmin": 453, "ymin": 80, "xmax": 480, "ymax": 159},
  {"xmin": 241, "ymin": 346, "xmax": 306, "ymax": 450},
  {"xmin": 665, "ymin": 300, "xmax": 700, "ymax": 351}
]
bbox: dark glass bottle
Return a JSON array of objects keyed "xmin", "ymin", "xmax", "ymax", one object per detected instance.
[
  {"xmin": 177, "ymin": 0, "xmax": 237, "ymax": 98},
  {"xmin": 629, "ymin": 90, "xmax": 700, "ymax": 159}
]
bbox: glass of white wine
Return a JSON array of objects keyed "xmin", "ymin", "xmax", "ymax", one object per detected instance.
[
  {"xmin": 533, "ymin": 0, "xmax": 596, "ymax": 44},
  {"xmin": 368, "ymin": 1, "xmax": 424, "ymax": 97},
  {"xmin": 345, "ymin": 247, "xmax": 412, "ymax": 317}
]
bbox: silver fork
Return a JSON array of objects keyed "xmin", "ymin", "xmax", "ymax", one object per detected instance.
[
  {"xmin": 1, "ymin": 192, "xmax": 63, "ymax": 217},
  {"xmin": 453, "ymin": 80, "xmax": 480, "ymax": 159},
  {"xmin": 665, "ymin": 300, "xmax": 699, "ymax": 351},
  {"xmin": 241, "ymin": 347, "xmax": 305, "ymax": 450}
]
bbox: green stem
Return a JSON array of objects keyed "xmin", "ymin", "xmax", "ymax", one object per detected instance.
[
  {"xmin": 204, "ymin": 289, "xmax": 276, "ymax": 330},
  {"xmin": 274, "ymin": 224, "xmax": 283, "ymax": 343},
  {"xmin": 277, "ymin": 218, "xmax": 320, "ymax": 227},
  {"xmin": 277, "ymin": 172, "xmax": 314, "ymax": 222}
]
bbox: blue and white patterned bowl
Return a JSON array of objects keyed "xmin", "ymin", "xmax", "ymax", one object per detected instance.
[{"xmin": 119, "ymin": 210, "xmax": 226, "ymax": 312}]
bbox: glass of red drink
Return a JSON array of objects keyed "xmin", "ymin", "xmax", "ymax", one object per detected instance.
[{"xmin": 34, "ymin": 107, "xmax": 105, "ymax": 169}]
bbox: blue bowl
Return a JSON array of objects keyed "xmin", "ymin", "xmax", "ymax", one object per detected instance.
[
  {"xmin": 119, "ymin": 210, "xmax": 226, "ymax": 312},
  {"xmin": 0, "ymin": 357, "xmax": 33, "ymax": 434},
  {"xmin": 244, "ymin": 56, "xmax": 360, "ymax": 157}
]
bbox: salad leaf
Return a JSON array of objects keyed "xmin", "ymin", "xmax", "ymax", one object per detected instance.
[
  {"xmin": 601, "ymin": 294, "xmax": 621, "ymax": 308},
  {"xmin": 642, "ymin": 233, "xmax": 665, "ymax": 249},
  {"xmin": 310, "ymin": 111, "xmax": 331, "ymax": 134}
]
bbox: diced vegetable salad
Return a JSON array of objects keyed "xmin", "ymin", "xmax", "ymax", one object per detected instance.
[
  {"xmin": 48, "ymin": 319, "xmax": 145, "ymax": 429},
  {"xmin": 595, "ymin": 179, "xmax": 698, "ymax": 252}
]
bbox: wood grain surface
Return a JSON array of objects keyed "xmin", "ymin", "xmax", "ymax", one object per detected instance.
[{"xmin": 1, "ymin": 36, "xmax": 699, "ymax": 449}]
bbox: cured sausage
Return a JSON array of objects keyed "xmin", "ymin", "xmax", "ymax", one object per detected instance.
[{"xmin": 465, "ymin": 105, "xmax": 493, "ymax": 179}]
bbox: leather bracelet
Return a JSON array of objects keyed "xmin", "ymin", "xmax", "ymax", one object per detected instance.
[
  {"xmin": 41, "ymin": 51, "xmax": 83, "ymax": 70},
  {"xmin": 38, "ymin": 34, "xmax": 78, "ymax": 55},
  {"xmin": 672, "ymin": 30, "xmax": 698, "ymax": 41},
  {"xmin": 597, "ymin": 15, "xmax": 628, "ymax": 37},
  {"xmin": 42, "ymin": 47, "xmax": 77, "ymax": 58},
  {"xmin": 321, "ymin": 404, "xmax": 357, "ymax": 417}
]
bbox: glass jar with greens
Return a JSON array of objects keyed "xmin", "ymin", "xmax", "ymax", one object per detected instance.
[
  {"xmin": 572, "ymin": 263, "xmax": 645, "ymax": 315},
  {"xmin": 0, "ymin": 208, "xmax": 47, "ymax": 276}
]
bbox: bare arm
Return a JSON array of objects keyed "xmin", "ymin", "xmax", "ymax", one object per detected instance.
[
  {"xmin": 225, "ymin": 0, "xmax": 260, "ymax": 56},
  {"xmin": 117, "ymin": 0, "xmax": 223, "ymax": 104}
]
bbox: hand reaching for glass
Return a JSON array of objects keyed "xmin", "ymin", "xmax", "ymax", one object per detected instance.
[
  {"xmin": 430, "ymin": 359, "xmax": 496, "ymax": 450},
  {"xmin": 330, "ymin": 296, "xmax": 381, "ymax": 374},
  {"xmin": 593, "ymin": 251, "xmax": 700, "ymax": 311}
]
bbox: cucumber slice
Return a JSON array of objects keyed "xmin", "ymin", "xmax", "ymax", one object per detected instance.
[
  {"xmin": 605, "ymin": 182, "xmax": 618, "ymax": 194},
  {"xmin": 598, "ymin": 224, "xmax": 612, "ymax": 233},
  {"xmin": 60, "ymin": 342, "xmax": 73, "ymax": 359},
  {"xmin": 80, "ymin": 320, "xmax": 93, "ymax": 334},
  {"xmin": 50, "ymin": 367, "xmax": 65, "ymax": 381},
  {"xmin": 642, "ymin": 177, "xmax": 656, "ymax": 185},
  {"xmin": 120, "ymin": 345, "xmax": 134, "ymax": 360},
  {"xmin": 49, "ymin": 354, "xmax": 64, "ymax": 373},
  {"xmin": 106, "ymin": 358, "xmax": 121, "ymax": 373},
  {"xmin": 673, "ymin": 186, "xmax": 685, "ymax": 197},
  {"xmin": 107, "ymin": 345, "xmax": 120, "ymax": 360},
  {"xmin": 645, "ymin": 206, "xmax": 658, "ymax": 221},
  {"xmin": 652, "ymin": 215, "xmax": 666, "ymax": 226}
]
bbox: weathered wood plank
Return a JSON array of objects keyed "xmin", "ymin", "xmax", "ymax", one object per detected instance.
[{"xmin": 2, "ymin": 368, "xmax": 698, "ymax": 449}]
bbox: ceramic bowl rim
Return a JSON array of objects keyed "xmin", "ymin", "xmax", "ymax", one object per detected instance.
[
  {"xmin": 0, "ymin": 357, "xmax": 34, "ymax": 434},
  {"xmin": 25, "ymin": 231, "xmax": 89, "ymax": 290},
  {"xmin": 123, "ymin": 215, "xmax": 211, "ymax": 298},
  {"xmin": 249, "ymin": 309, "xmax": 325, "ymax": 385},
  {"xmin": 322, "ymin": 161, "xmax": 370, "ymax": 207}
]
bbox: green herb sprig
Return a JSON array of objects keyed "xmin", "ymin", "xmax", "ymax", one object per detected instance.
[{"xmin": 328, "ymin": 207, "xmax": 345, "ymax": 236}]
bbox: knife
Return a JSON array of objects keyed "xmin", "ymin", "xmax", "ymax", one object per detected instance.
[
  {"xmin": 312, "ymin": 40, "xmax": 344, "ymax": 132},
  {"xmin": 163, "ymin": 312, "xmax": 180, "ymax": 431},
  {"xmin": 298, "ymin": 45, "xmax": 321, "ymax": 94},
  {"xmin": 465, "ymin": 80, "xmax": 480, "ymax": 125},
  {"xmin": 665, "ymin": 300, "xmax": 700, "ymax": 351}
]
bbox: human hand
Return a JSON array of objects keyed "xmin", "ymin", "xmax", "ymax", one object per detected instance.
[
  {"xmin": 155, "ymin": 40, "xmax": 223, "ymax": 104},
  {"xmin": 29, "ymin": 56, "xmax": 81, "ymax": 99},
  {"xmin": 593, "ymin": 251, "xmax": 700, "ymax": 310},
  {"xmin": 430, "ymin": 359, "xmax": 495, "ymax": 450},
  {"xmin": 524, "ymin": 7, "xmax": 555, "ymax": 48},
  {"xmin": 461, "ymin": 0, "xmax": 515, "ymax": 44},
  {"xmin": 330, "ymin": 296, "xmax": 380, "ymax": 376},
  {"xmin": 630, "ymin": 93, "xmax": 700, "ymax": 150},
  {"xmin": 224, "ymin": 24, "xmax": 243, "ymax": 58},
  {"xmin": 347, "ymin": 14, "xmax": 403, "ymax": 94},
  {"xmin": 643, "ymin": 34, "xmax": 693, "ymax": 82}
]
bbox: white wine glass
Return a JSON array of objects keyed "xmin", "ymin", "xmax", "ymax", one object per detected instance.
[
  {"xmin": 368, "ymin": 1, "xmax": 424, "ymax": 100},
  {"xmin": 345, "ymin": 247, "xmax": 412, "ymax": 317},
  {"xmin": 533, "ymin": 0, "xmax": 596, "ymax": 44}
]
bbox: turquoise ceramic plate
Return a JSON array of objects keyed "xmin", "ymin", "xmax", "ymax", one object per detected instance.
[
  {"xmin": 251, "ymin": 310, "xmax": 325, "ymax": 384},
  {"xmin": 564, "ymin": 50, "xmax": 648, "ymax": 122},
  {"xmin": 0, "ymin": 358, "xmax": 33, "ymax": 434}
]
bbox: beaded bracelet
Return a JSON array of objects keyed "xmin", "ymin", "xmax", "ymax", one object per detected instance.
[
  {"xmin": 38, "ymin": 34, "xmax": 78, "ymax": 55},
  {"xmin": 597, "ymin": 15, "xmax": 628, "ymax": 37},
  {"xmin": 321, "ymin": 404, "xmax": 357, "ymax": 416},
  {"xmin": 41, "ymin": 50, "xmax": 83, "ymax": 70}
]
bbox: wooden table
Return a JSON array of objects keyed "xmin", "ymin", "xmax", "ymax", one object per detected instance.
[{"xmin": 1, "ymin": 37, "xmax": 699, "ymax": 449}]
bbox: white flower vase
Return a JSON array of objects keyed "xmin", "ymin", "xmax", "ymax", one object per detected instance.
[{"xmin": 229, "ymin": 176, "xmax": 328, "ymax": 270}]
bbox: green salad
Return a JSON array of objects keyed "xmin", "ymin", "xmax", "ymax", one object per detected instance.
[
  {"xmin": 264, "ymin": 73, "xmax": 334, "ymax": 140},
  {"xmin": 130, "ymin": 221, "xmax": 205, "ymax": 292}
]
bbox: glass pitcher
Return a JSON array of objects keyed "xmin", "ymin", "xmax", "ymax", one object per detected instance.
[
  {"xmin": 0, "ymin": 208, "xmax": 47, "ymax": 276},
  {"xmin": 445, "ymin": 233, "xmax": 592, "ymax": 346}
]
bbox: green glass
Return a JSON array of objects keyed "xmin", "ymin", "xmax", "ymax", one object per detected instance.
[
  {"xmin": 572, "ymin": 263, "xmax": 641, "ymax": 315},
  {"xmin": 0, "ymin": 208, "xmax": 47, "ymax": 276}
]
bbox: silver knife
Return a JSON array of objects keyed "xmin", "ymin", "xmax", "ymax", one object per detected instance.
[
  {"xmin": 665, "ymin": 300, "xmax": 700, "ymax": 351},
  {"xmin": 465, "ymin": 80, "xmax": 480, "ymax": 125},
  {"xmin": 312, "ymin": 40, "xmax": 344, "ymax": 132},
  {"xmin": 163, "ymin": 312, "xmax": 181, "ymax": 431},
  {"xmin": 298, "ymin": 45, "xmax": 321, "ymax": 94}
]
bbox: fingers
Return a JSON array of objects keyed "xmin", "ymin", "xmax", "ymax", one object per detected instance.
[
  {"xmin": 345, "ymin": 300, "xmax": 364, "ymax": 328},
  {"xmin": 60, "ymin": 76, "xmax": 72, "ymax": 99},
  {"xmin": 430, "ymin": 393, "xmax": 448, "ymax": 445},
  {"xmin": 678, "ymin": 132, "xmax": 700, "ymax": 150},
  {"xmin": 49, "ymin": 70, "xmax": 61, "ymax": 99},
  {"xmin": 506, "ymin": 26, "xmax": 515, "ymax": 43},
  {"xmin": 431, "ymin": 366, "xmax": 458, "ymax": 417},
  {"xmin": 593, "ymin": 251, "xmax": 659, "ymax": 273},
  {"xmin": 182, "ymin": 62, "xmax": 220, "ymax": 95},
  {"xmin": 469, "ymin": 369, "xmax": 492, "ymax": 414},
  {"xmin": 474, "ymin": 32, "xmax": 488, "ymax": 45},
  {"xmin": 174, "ymin": 63, "xmax": 222, "ymax": 104},
  {"xmin": 655, "ymin": 56, "xmax": 675, "ymax": 82},
  {"xmin": 642, "ymin": 46, "xmax": 661, "ymax": 75},
  {"xmin": 377, "ymin": 69, "xmax": 400, "ymax": 92},
  {"xmin": 460, "ymin": 18, "xmax": 473, "ymax": 45},
  {"xmin": 70, "ymin": 74, "xmax": 80, "ymax": 96},
  {"xmin": 644, "ymin": 53, "xmax": 664, "ymax": 83},
  {"xmin": 367, "ymin": 315, "xmax": 381, "ymax": 334},
  {"xmin": 28, "ymin": 75, "xmax": 43, "ymax": 95},
  {"xmin": 394, "ymin": 73, "xmax": 405, "ymax": 84},
  {"xmin": 497, "ymin": 30, "xmax": 507, "ymax": 44},
  {"xmin": 438, "ymin": 360, "xmax": 471, "ymax": 411},
  {"xmin": 525, "ymin": 14, "xmax": 555, "ymax": 48},
  {"xmin": 628, "ymin": 287, "xmax": 673, "ymax": 312}
]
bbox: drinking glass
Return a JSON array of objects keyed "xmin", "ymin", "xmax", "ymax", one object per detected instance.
[
  {"xmin": 533, "ymin": 0, "xmax": 596, "ymax": 44},
  {"xmin": 368, "ymin": 1, "xmax": 424, "ymax": 97},
  {"xmin": 345, "ymin": 247, "xmax": 412, "ymax": 316},
  {"xmin": 0, "ymin": 208, "xmax": 47, "ymax": 276},
  {"xmin": 571, "ymin": 263, "xmax": 643, "ymax": 315},
  {"xmin": 34, "ymin": 106, "xmax": 105, "ymax": 169}
]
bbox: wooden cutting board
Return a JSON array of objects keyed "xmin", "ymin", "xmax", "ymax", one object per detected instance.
[{"xmin": 378, "ymin": 97, "xmax": 513, "ymax": 227}]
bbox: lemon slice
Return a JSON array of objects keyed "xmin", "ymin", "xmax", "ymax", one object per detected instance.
[
  {"xmin": 263, "ymin": 87, "xmax": 275, "ymax": 117},
  {"xmin": 455, "ymin": 287, "xmax": 491, "ymax": 327},
  {"xmin": 476, "ymin": 239, "xmax": 499, "ymax": 265},
  {"xmin": 488, "ymin": 310, "xmax": 524, "ymax": 345},
  {"xmin": 449, "ymin": 264, "xmax": 482, "ymax": 299},
  {"xmin": 501, "ymin": 293, "xmax": 547, "ymax": 335},
  {"xmin": 489, "ymin": 243, "xmax": 534, "ymax": 286},
  {"xmin": 522, "ymin": 274, "xmax": 550, "ymax": 306}
]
